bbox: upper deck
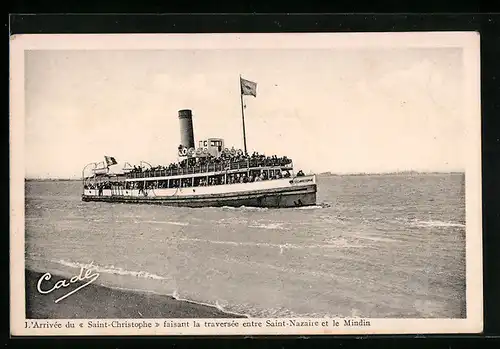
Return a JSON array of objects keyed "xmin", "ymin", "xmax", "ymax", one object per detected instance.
[{"xmin": 124, "ymin": 158, "xmax": 293, "ymax": 180}]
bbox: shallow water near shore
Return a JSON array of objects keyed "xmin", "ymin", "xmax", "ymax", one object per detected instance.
[{"xmin": 25, "ymin": 173, "xmax": 466, "ymax": 318}]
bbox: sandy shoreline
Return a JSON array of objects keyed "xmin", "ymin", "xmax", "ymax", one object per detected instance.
[{"xmin": 26, "ymin": 269, "xmax": 244, "ymax": 319}]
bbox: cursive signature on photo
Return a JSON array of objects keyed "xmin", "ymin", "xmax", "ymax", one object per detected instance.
[{"xmin": 36, "ymin": 261, "xmax": 100, "ymax": 303}]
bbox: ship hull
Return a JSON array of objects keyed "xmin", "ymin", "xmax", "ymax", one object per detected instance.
[{"xmin": 81, "ymin": 177, "xmax": 317, "ymax": 208}]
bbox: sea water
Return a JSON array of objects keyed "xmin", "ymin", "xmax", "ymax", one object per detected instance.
[{"xmin": 24, "ymin": 174, "xmax": 466, "ymax": 318}]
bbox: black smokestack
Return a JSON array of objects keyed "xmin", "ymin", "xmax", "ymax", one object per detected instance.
[{"xmin": 178, "ymin": 109, "xmax": 195, "ymax": 149}]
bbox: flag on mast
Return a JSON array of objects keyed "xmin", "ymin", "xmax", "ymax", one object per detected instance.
[
  {"xmin": 104, "ymin": 156, "xmax": 118, "ymax": 167},
  {"xmin": 240, "ymin": 77, "xmax": 257, "ymax": 97}
]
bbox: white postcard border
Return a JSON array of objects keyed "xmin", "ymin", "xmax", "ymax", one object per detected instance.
[{"xmin": 10, "ymin": 32, "xmax": 483, "ymax": 336}]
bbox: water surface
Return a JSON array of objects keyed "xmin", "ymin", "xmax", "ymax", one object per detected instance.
[{"xmin": 25, "ymin": 173, "xmax": 466, "ymax": 318}]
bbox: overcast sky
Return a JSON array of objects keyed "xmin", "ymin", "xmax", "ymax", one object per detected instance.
[{"xmin": 25, "ymin": 47, "xmax": 465, "ymax": 178}]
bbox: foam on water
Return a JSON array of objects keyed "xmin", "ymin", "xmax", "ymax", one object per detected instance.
[
  {"xmin": 248, "ymin": 222, "xmax": 286, "ymax": 230},
  {"xmin": 50, "ymin": 259, "xmax": 168, "ymax": 280},
  {"xmin": 410, "ymin": 220, "xmax": 465, "ymax": 228},
  {"xmin": 353, "ymin": 235, "xmax": 399, "ymax": 243},
  {"xmin": 170, "ymin": 290, "xmax": 250, "ymax": 318},
  {"xmin": 111, "ymin": 285, "xmax": 163, "ymax": 295},
  {"xmin": 390, "ymin": 217, "xmax": 465, "ymax": 228},
  {"xmin": 176, "ymin": 237, "xmax": 363, "ymax": 251},
  {"xmin": 221, "ymin": 205, "xmax": 268, "ymax": 211},
  {"xmin": 137, "ymin": 220, "xmax": 189, "ymax": 226},
  {"xmin": 93, "ymin": 284, "xmax": 251, "ymax": 318},
  {"xmin": 294, "ymin": 205, "xmax": 324, "ymax": 210}
]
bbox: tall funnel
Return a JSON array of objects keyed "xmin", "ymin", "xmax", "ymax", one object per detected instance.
[{"xmin": 178, "ymin": 109, "xmax": 195, "ymax": 149}]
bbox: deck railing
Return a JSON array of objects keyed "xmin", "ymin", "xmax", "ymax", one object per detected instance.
[{"xmin": 124, "ymin": 159, "xmax": 292, "ymax": 180}]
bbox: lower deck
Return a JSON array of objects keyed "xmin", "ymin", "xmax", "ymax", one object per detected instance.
[{"xmin": 82, "ymin": 176, "xmax": 317, "ymax": 208}]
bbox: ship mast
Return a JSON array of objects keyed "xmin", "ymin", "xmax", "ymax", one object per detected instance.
[{"xmin": 239, "ymin": 74, "xmax": 248, "ymax": 155}]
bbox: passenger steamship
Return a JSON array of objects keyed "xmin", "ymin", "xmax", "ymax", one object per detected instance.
[{"xmin": 81, "ymin": 77, "xmax": 317, "ymax": 208}]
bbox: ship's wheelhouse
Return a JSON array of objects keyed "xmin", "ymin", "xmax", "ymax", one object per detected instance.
[{"xmin": 198, "ymin": 138, "xmax": 225, "ymax": 158}]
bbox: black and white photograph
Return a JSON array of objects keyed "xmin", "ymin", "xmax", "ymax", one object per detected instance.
[{"xmin": 10, "ymin": 32, "xmax": 482, "ymax": 335}]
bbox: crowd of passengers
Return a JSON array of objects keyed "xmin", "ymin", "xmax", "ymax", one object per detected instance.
[
  {"xmin": 84, "ymin": 169, "xmax": 305, "ymax": 190},
  {"xmin": 128, "ymin": 151, "xmax": 292, "ymax": 175},
  {"xmin": 84, "ymin": 181, "xmax": 116, "ymax": 190},
  {"xmin": 143, "ymin": 170, "xmax": 291, "ymax": 190}
]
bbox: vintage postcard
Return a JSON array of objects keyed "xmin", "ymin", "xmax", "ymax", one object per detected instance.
[{"xmin": 10, "ymin": 32, "xmax": 482, "ymax": 336}]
